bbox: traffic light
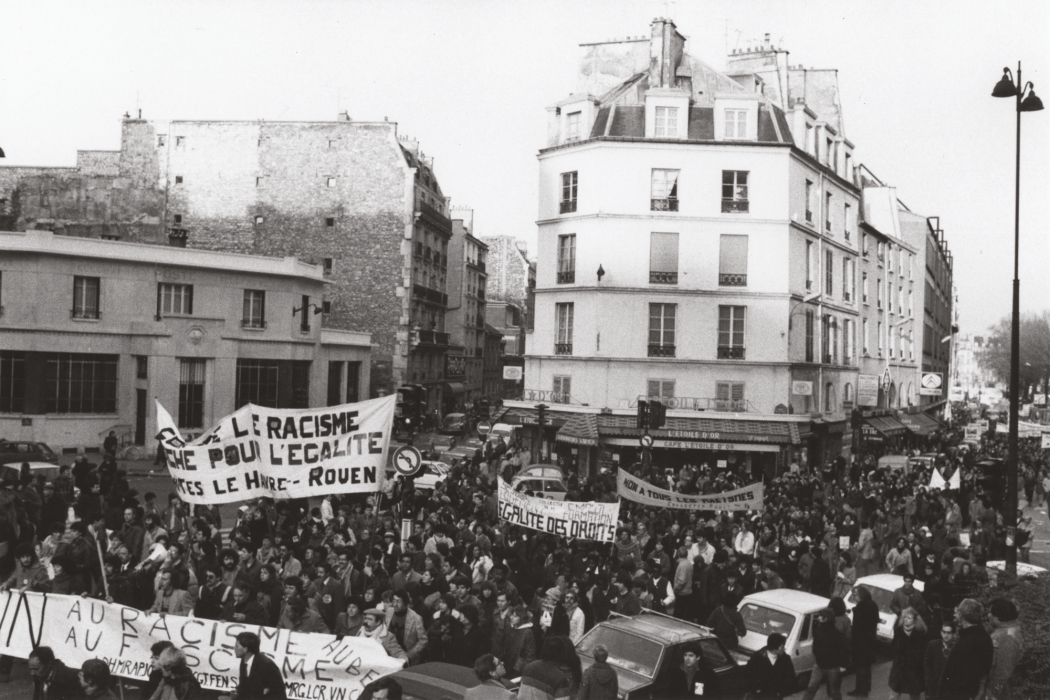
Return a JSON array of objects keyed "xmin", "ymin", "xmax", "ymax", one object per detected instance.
[
  {"xmin": 851, "ymin": 408, "xmax": 863, "ymax": 430},
  {"xmin": 536, "ymin": 403, "xmax": 548, "ymax": 427},
  {"xmin": 637, "ymin": 400, "xmax": 650, "ymax": 430},
  {"xmin": 649, "ymin": 400, "xmax": 666, "ymax": 429}
]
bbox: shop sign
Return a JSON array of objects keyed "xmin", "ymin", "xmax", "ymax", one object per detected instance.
[
  {"xmin": 792, "ymin": 381, "xmax": 813, "ymax": 396},
  {"xmin": 503, "ymin": 366, "xmax": 523, "ymax": 381},
  {"xmin": 446, "ymin": 355, "xmax": 466, "ymax": 378},
  {"xmin": 602, "ymin": 437, "xmax": 780, "ymax": 452},
  {"xmin": 857, "ymin": 374, "xmax": 879, "ymax": 407},
  {"xmin": 920, "ymin": 372, "xmax": 943, "ymax": 396}
]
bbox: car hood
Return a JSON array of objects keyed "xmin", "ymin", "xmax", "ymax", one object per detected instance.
[
  {"xmin": 737, "ymin": 629, "xmax": 768, "ymax": 655},
  {"xmin": 580, "ymin": 656, "xmax": 651, "ymax": 696}
]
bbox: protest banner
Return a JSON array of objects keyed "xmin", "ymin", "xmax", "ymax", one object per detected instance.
[
  {"xmin": 963, "ymin": 424, "xmax": 982, "ymax": 443},
  {"xmin": 0, "ymin": 591, "xmax": 404, "ymax": 700},
  {"xmin": 156, "ymin": 395, "xmax": 397, "ymax": 504},
  {"xmin": 497, "ymin": 479, "xmax": 619, "ymax": 543},
  {"xmin": 617, "ymin": 468, "xmax": 764, "ymax": 511}
]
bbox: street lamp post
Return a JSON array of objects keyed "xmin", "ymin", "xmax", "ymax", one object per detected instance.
[{"xmin": 992, "ymin": 63, "xmax": 1043, "ymax": 578}]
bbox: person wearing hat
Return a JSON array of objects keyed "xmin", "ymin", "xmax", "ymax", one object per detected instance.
[{"xmin": 358, "ymin": 607, "xmax": 408, "ymax": 661}]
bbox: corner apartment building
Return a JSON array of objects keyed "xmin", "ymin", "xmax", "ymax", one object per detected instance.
[
  {"xmin": 444, "ymin": 210, "xmax": 489, "ymax": 410},
  {"xmin": 0, "ymin": 114, "xmax": 458, "ymax": 411},
  {"xmin": 0, "ymin": 230, "xmax": 370, "ymax": 451}
]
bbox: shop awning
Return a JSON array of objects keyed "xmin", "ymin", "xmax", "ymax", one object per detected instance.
[
  {"xmin": 864, "ymin": 415, "xmax": 906, "ymax": 437},
  {"xmin": 595, "ymin": 414, "xmax": 800, "ymax": 445},
  {"xmin": 555, "ymin": 413, "xmax": 600, "ymax": 446},
  {"xmin": 898, "ymin": 412, "xmax": 941, "ymax": 436},
  {"xmin": 442, "ymin": 382, "xmax": 465, "ymax": 395},
  {"xmin": 491, "ymin": 406, "xmax": 573, "ymax": 428}
]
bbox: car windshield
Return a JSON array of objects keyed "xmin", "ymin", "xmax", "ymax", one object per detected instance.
[
  {"xmin": 848, "ymin": 584, "xmax": 894, "ymax": 613},
  {"xmin": 739, "ymin": 603, "xmax": 795, "ymax": 637},
  {"xmin": 577, "ymin": 627, "xmax": 662, "ymax": 678}
]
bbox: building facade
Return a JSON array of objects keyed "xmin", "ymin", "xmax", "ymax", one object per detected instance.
[
  {"xmin": 445, "ymin": 210, "xmax": 489, "ymax": 411},
  {"xmin": 0, "ymin": 230, "xmax": 370, "ymax": 451},
  {"xmin": 0, "ymin": 114, "xmax": 458, "ymax": 410}
]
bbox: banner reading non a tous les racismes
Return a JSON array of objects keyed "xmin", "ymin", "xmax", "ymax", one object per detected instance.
[
  {"xmin": 497, "ymin": 479, "xmax": 619, "ymax": 543},
  {"xmin": 0, "ymin": 591, "xmax": 404, "ymax": 700},
  {"xmin": 617, "ymin": 468, "xmax": 764, "ymax": 511},
  {"xmin": 157, "ymin": 395, "xmax": 397, "ymax": 504}
]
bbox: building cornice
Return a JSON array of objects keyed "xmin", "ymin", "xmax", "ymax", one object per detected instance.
[
  {"xmin": 538, "ymin": 136, "xmax": 792, "ymax": 158},
  {"xmin": 538, "ymin": 212, "xmax": 791, "ymax": 227},
  {"xmin": 788, "ymin": 147, "xmax": 861, "ymax": 194}
]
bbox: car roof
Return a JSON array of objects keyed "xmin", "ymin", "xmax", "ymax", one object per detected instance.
[
  {"xmin": 598, "ymin": 612, "xmax": 716, "ymax": 644},
  {"xmin": 740, "ymin": 589, "xmax": 830, "ymax": 613},
  {"xmin": 855, "ymin": 574, "xmax": 924, "ymax": 591},
  {"xmin": 392, "ymin": 662, "xmax": 479, "ymax": 700}
]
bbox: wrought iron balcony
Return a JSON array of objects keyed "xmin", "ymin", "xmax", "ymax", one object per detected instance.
[
  {"xmin": 651, "ymin": 197, "xmax": 679, "ymax": 212},
  {"xmin": 717, "ymin": 346, "xmax": 745, "ymax": 360},
  {"xmin": 559, "ymin": 200, "xmax": 577, "ymax": 214},
  {"xmin": 721, "ymin": 198, "xmax": 749, "ymax": 213},
  {"xmin": 557, "ymin": 270, "xmax": 575, "ymax": 284},
  {"xmin": 648, "ymin": 344, "xmax": 676, "ymax": 358},
  {"xmin": 719, "ymin": 273, "xmax": 747, "ymax": 286},
  {"xmin": 554, "ymin": 342, "xmax": 573, "ymax": 355},
  {"xmin": 649, "ymin": 271, "xmax": 678, "ymax": 284}
]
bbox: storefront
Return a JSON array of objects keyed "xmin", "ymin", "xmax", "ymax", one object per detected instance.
[{"xmin": 860, "ymin": 413, "xmax": 907, "ymax": 456}]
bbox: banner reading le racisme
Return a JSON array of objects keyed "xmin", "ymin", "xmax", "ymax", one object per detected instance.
[
  {"xmin": 0, "ymin": 591, "xmax": 404, "ymax": 700},
  {"xmin": 156, "ymin": 395, "xmax": 397, "ymax": 504},
  {"xmin": 617, "ymin": 468, "xmax": 764, "ymax": 511},
  {"xmin": 497, "ymin": 479, "xmax": 619, "ymax": 543}
]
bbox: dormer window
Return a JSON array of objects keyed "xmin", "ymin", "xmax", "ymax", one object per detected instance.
[
  {"xmin": 566, "ymin": 112, "xmax": 581, "ymax": 141},
  {"xmin": 725, "ymin": 109, "xmax": 747, "ymax": 140},
  {"xmin": 655, "ymin": 107, "xmax": 679, "ymax": 138}
]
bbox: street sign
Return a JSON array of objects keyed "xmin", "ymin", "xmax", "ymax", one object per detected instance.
[
  {"xmin": 477, "ymin": 420, "xmax": 492, "ymax": 436},
  {"xmin": 639, "ymin": 434, "xmax": 654, "ymax": 448},
  {"xmin": 392, "ymin": 445, "xmax": 423, "ymax": 477},
  {"xmin": 503, "ymin": 366, "xmax": 523, "ymax": 381}
]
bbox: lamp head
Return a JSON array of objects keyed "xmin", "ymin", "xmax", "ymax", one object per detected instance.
[
  {"xmin": 992, "ymin": 68, "xmax": 1018, "ymax": 98},
  {"xmin": 597, "ymin": 264, "xmax": 605, "ymax": 282},
  {"xmin": 1020, "ymin": 86, "xmax": 1044, "ymax": 112}
]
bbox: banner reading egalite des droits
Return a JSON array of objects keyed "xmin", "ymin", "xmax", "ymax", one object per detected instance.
[{"xmin": 156, "ymin": 395, "xmax": 396, "ymax": 504}]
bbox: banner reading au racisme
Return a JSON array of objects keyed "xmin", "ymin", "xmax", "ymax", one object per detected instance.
[
  {"xmin": 0, "ymin": 591, "xmax": 404, "ymax": 699},
  {"xmin": 157, "ymin": 395, "xmax": 396, "ymax": 503},
  {"xmin": 497, "ymin": 479, "xmax": 619, "ymax": 543},
  {"xmin": 617, "ymin": 468, "xmax": 764, "ymax": 511}
]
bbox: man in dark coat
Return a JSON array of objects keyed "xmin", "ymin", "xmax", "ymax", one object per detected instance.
[
  {"xmin": 743, "ymin": 632, "xmax": 797, "ymax": 698},
  {"xmin": 848, "ymin": 585, "xmax": 880, "ymax": 697},
  {"xmin": 225, "ymin": 584, "xmax": 268, "ymax": 626},
  {"xmin": 940, "ymin": 599, "xmax": 993, "ymax": 700},
  {"xmin": 235, "ymin": 631, "xmax": 287, "ymax": 700},
  {"xmin": 28, "ymin": 646, "xmax": 82, "ymax": 700},
  {"xmin": 664, "ymin": 641, "xmax": 720, "ymax": 699},
  {"xmin": 801, "ymin": 608, "xmax": 848, "ymax": 700},
  {"xmin": 925, "ymin": 621, "xmax": 956, "ymax": 700}
]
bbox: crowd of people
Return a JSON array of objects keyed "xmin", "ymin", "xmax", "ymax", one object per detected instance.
[{"xmin": 0, "ymin": 415, "xmax": 1041, "ymax": 699}]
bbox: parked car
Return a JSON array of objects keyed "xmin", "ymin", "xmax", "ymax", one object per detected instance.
[
  {"xmin": 1, "ymin": 461, "xmax": 61, "ymax": 481},
  {"xmin": 384, "ymin": 662, "xmax": 483, "ymax": 699},
  {"xmin": 511, "ymin": 464, "xmax": 568, "ymax": 501},
  {"xmin": 487, "ymin": 422, "xmax": 518, "ymax": 445},
  {"xmin": 439, "ymin": 413, "xmax": 468, "ymax": 436},
  {"xmin": 986, "ymin": 560, "xmax": 1047, "ymax": 581},
  {"xmin": 576, "ymin": 611, "xmax": 748, "ymax": 700},
  {"xmin": 385, "ymin": 460, "xmax": 450, "ymax": 492},
  {"xmin": 735, "ymin": 589, "xmax": 830, "ymax": 685},
  {"xmin": 0, "ymin": 440, "xmax": 59, "ymax": 466},
  {"xmin": 844, "ymin": 573, "xmax": 924, "ymax": 644}
]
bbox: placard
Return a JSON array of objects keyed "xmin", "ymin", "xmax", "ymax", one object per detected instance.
[
  {"xmin": 617, "ymin": 469, "xmax": 764, "ymax": 512},
  {"xmin": 156, "ymin": 396, "xmax": 396, "ymax": 504},
  {"xmin": 497, "ymin": 479, "xmax": 618, "ymax": 543}
]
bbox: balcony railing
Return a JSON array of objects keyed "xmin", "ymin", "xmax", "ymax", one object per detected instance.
[
  {"xmin": 721, "ymin": 198, "xmax": 749, "ymax": 213},
  {"xmin": 557, "ymin": 270, "xmax": 576, "ymax": 284},
  {"xmin": 719, "ymin": 273, "xmax": 747, "ymax": 286},
  {"xmin": 72, "ymin": 309, "xmax": 101, "ymax": 320},
  {"xmin": 634, "ymin": 395, "xmax": 753, "ymax": 412},
  {"xmin": 651, "ymin": 197, "xmax": 679, "ymax": 212},
  {"xmin": 559, "ymin": 200, "xmax": 577, "ymax": 214},
  {"xmin": 417, "ymin": 330, "xmax": 450, "ymax": 346},
  {"xmin": 717, "ymin": 346, "xmax": 745, "ymax": 359},
  {"xmin": 648, "ymin": 344, "xmax": 676, "ymax": 358},
  {"xmin": 554, "ymin": 342, "xmax": 573, "ymax": 355},
  {"xmin": 649, "ymin": 271, "xmax": 678, "ymax": 284}
]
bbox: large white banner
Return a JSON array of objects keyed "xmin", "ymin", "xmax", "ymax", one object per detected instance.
[
  {"xmin": 497, "ymin": 479, "xmax": 619, "ymax": 543},
  {"xmin": 0, "ymin": 591, "xmax": 403, "ymax": 699},
  {"xmin": 157, "ymin": 396, "xmax": 397, "ymax": 504},
  {"xmin": 617, "ymin": 468, "xmax": 764, "ymax": 512}
]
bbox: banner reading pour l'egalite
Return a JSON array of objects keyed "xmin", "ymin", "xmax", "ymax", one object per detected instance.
[{"xmin": 156, "ymin": 395, "xmax": 396, "ymax": 504}]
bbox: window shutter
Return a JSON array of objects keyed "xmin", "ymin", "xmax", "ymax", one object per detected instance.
[
  {"xmin": 716, "ymin": 382, "xmax": 729, "ymax": 400},
  {"xmin": 731, "ymin": 383, "xmax": 744, "ymax": 402},
  {"xmin": 650, "ymin": 233, "xmax": 679, "ymax": 273},
  {"xmin": 647, "ymin": 380, "xmax": 661, "ymax": 397},
  {"xmin": 719, "ymin": 235, "xmax": 748, "ymax": 275}
]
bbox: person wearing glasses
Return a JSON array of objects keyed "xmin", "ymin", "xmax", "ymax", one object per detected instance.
[{"xmin": 464, "ymin": 654, "xmax": 514, "ymax": 700}]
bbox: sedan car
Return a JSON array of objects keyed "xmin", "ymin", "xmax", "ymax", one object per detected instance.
[
  {"xmin": 2, "ymin": 461, "xmax": 61, "ymax": 481},
  {"xmin": 845, "ymin": 573, "xmax": 924, "ymax": 643},
  {"xmin": 439, "ymin": 413, "xmax": 468, "ymax": 436},
  {"xmin": 735, "ymin": 589, "xmax": 830, "ymax": 684},
  {"xmin": 368, "ymin": 662, "xmax": 480, "ymax": 700},
  {"xmin": 0, "ymin": 440, "xmax": 59, "ymax": 466},
  {"xmin": 511, "ymin": 464, "xmax": 568, "ymax": 501},
  {"xmin": 385, "ymin": 460, "xmax": 450, "ymax": 492}
]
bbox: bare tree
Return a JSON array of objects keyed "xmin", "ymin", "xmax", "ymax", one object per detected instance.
[{"xmin": 979, "ymin": 311, "xmax": 1050, "ymax": 399}]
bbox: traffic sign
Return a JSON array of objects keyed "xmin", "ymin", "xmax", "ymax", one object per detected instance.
[
  {"xmin": 477, "ymin": 420, "xmax": 492, "ymax": 436},
  {"xmin": 639, "ymin": 434, "xmax": 654, "ymax": 448},
  {"xmin": 392, "ymin": 445, "xmax": 423, "ymax": 477}
]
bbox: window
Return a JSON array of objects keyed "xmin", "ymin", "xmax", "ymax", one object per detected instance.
[
  {"xmin": 44, "ymin": 353, "xmax": 118, "ymax": 414},
  {"xmin": 831, "ymin": 317, "xmax": 839, "ymax": 364},
  {"xmin": 843, "ymin": 382, "xmax": 853, "ymax": 407},
  {"xmin": 909, "ymin": 254, "xmax": 914, "ymax": 279},
  {"xmin": 821, "ymin": 314, "xmax": 831, "ymax": 363},
  {"xmin": 235, "ymin": 359, "xmax": 279, "ymax": 408},
  {"xmin": 256, "ymin": 177, "xmax": 264, "ymax": 187},
  {"xmin": 862, "ymin": 273, "xmax": 869, "ymax": 304},
  {"xmin": 825, "ymin": 250, "xmax": 834, "ymax": 296},
  {"xmin": 898, "ymin": 285, "xmax": 904, "ymax": 315},
  {"xmin": 560, "ymin": 172, "xmax": 578, "ymax": 214},
  {"xmin": 651, "ymin": 169, "xmax": 679, "ymax": 211},
  {"xmin": 824, "ymin": 382, "xmax": 835, "ymax": 413},
  {"xmin": 806, "ymin": 241, "xmax": 815, "ymax": 291},
  {"xmin": 877, "ymin": 240, "xmax": 885, "ymax": 262},
  {"xmin": 805, "ymin": 181, "xmax": 814, "ymax": 222},
  {"xmin": 158, "ymin": 283, "xmax": 193, "ymax": 316},
  {"xmin": 555, "ymin": 303, "xmax": 574, "ymax": 354},
  {"xmin": 878, "ymin": 321, "xmax": 885, "ymax": 355},
  {"xmin": 655, "ymin": 106, "xmax": 678, "ymax": 138},
  {"xmin": 175, "ymin": 175, "xmax": 183, "ymax": 185},
  {"xmin": 300, "ymin": 295, "xmax": 311, "ymax": 333},
  {"xmin": 254, "ymin": 215, "xmax": 264, "ymax": 226},
  {"xmin": 135, "ymin": 355, "xmax": 148, "ymax": 379},
  {"xmin": 242, "ymin": 290, "xmax": 266, "ymax": 328},
  {"xmin": 650, "ymin": 232, "xmax": 679, "ymax": 284},
  {"xmin": 876, "ymin": 279, "xmax": 883, "ymax": 309},
  {"xmin": 326, "ymin": 177, "xmax": 336, "ymax": 187},
  {"xmin": 719, "ymin": 234, "xmax": 748, "ymax": 286},
  {"xmin": 844, "ymin": 203, "xmax": 852, "ymax": 240},
  {"xmin": 178, "ymin": 359, "xmax": 205, "ymax": 429},
  {"xmin": 557, "ymin": 234, "xmax": 576, "ymax": 284},
  {"xmin": 175, "ymin": 136, "xmax": 185, "ymax": 146},
  {"xmin": 648, "ymin": 304, "xmax": 676, "ymax": 357},
  {"xmin": 886, "ymin": 245, "xmax": 894, "ymax": 273},
  {"xmin": 908, "ymin": 290, "xmax": 914, "ymax": 317},
  {"xmin": 553, "ymin": 375, "xmax": 572, "ymax": 401},
  {"xmin": 826, "ymin": 138, "xmax": 833, "ymax": 166},
  {"xmin": 323, "ymin": 258, "xmax": 333, "ymax": 275},
  {"xmin": 717, "ymin": 306, "xmax": 745, "ymax": 359},
  {"xmin": 647, "ymin": 379, "xmax": 675, "ymax": 400},
  {"xmin": 72, "ymin": 276, "xmax": 100, "ymax": 319},
  {"xmin": 825, "ymin": 192, "xmax": 833, "ymax": 231},
  {"xmin": 346, "ymin": 362, "xmax": 360, "ymax": 403},
  {"xmin": 325, "ymin": 217, "xmax": 335, "ymax": 227},
  {"xmin": 173, "ymin": 214, "xmax": 183, "ymax": 224},
  {"xmin": 805, "ymin": 310, "xmax": 815, "ymax": 363},
  {"xmin": 862, "ymin": 232, "xmax": 869, "ymax": 257},
  {"xmin": 845, "ymin": 152, "xmax": 853, "ymax": 180},
  {"xmin": 842, "ymin": 258, "xmax": 854, "ymax": 302},
  {"xmin": 715, "ymin": 382, "xmax": 745, "ymax": 411},
  {"xmin": 843, "ymin": 319, "xmax": 854, "ymax": 364},
  {"xmin": 157, "ymin": 135, "xmax": 167, "ymax": 147},
  {"xmin": 566, "ymin": 111, "xmax": 581, "ymax": 141},
  {"xmin": 862, "ymin": 318, "xmax": 869, "ymax": 354},
  {"xmin": 724, "ymin": 109, "xmax": 747, "ymax": 139},
  {"xmin": 805, "ymin": 124, "xmax": 814, "ymax": 155},
  {"xmin": 721, "ymin": 171, "xmax": 749, "ymax": 213},
  {"xmin": 0, "ymin": 351, "xmax": 25, "ymax": 413}
]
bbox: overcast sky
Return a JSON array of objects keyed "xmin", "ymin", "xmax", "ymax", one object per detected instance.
[{"xmin": 3, "ymin": 0, "xmax": 1048, "ymax": 335}]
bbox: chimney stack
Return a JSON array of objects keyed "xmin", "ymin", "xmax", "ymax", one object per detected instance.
[
  {"xmin": 649, "ymin": 18, "xmax": 685, "ymax": 89},
  {"xmin": 337, "ymin": 111, "xmax": 351, "ymax": 121}
]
